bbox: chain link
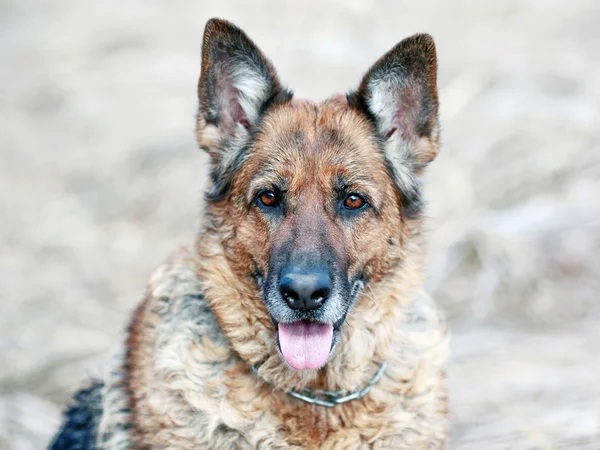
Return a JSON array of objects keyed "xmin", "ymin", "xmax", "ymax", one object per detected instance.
[{"xmin": 252, "ymin": 361, "xmax": 387, "ymax": 408}]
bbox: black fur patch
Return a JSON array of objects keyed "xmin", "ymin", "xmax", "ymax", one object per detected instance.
[
  {"xmin": 49, "ymin": 382, "xmax": 103, "ymax": 450},
  {"xmin": 381, "ymin": 155, "xmax": 424, "ymax": 220},
  {"xmin": 205, "ymin": 142, "xmax": 252, "ymax": 203}
]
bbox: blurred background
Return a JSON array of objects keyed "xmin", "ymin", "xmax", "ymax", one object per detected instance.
[{"xmin": 1, "ymin": 0, "xmax": 599, "ymax": 448}]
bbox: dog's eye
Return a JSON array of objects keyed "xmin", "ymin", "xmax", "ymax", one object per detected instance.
[
  {"xmin": 343, "ymin": 193, "xmax": 366, "ymax": 210},
  {"xmin": 258, "ymin": 190, "xmax": 280, "ymax": 208}
]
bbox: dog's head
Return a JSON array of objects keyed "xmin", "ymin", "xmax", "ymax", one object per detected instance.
[{"xmin": 197, "ymin": 19, "xmax": 439, "ymax": 370}]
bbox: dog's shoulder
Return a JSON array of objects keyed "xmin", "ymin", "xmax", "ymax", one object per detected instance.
[
  {"xmin": 140, "ymin": 246, "xmax": 225, "ymax": 339},
  {"xmin": 50, "ymin": 247, "xmax": 229, "ymax": 450},
  {"xmin": 146, "ymin": 246, "xmax": 204, "ymax": 304},
  {"xmin": 119, "ymin": 247, "xmax": 242, "ymax": 447},
  {"xmin": 128, "ymin": 246, "xmax": 231, "ymax": 378},
  {"xmin": 49, "ymin": 381, "xmax": 103, "ymax": 450}
]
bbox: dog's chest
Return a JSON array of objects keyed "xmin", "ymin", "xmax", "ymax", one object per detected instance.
[
  {"xmin": 132, "ymin": 373, "xmax": 446, "ymax": 450},
  {"xmin": 127, "ymin": 313, "xmax": 447, "ymax": 449}
]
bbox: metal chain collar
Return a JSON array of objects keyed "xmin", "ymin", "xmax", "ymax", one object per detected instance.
[{"xmin": 252, "ymin": 361, "xmax": 387, "ymax": 408}]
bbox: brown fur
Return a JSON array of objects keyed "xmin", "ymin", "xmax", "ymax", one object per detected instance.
[{"xmin": 96, "ymin": 18, "xmax": 449, "ymax": 450}]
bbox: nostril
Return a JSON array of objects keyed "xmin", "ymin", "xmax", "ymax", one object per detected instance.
[
  {"xmin": 310, "ymin": 287, "xmax": 330, "ymax": 303},
  {"xmin": 305, "ymin": 286, "xmax": 330, "ymax": 311},
  {"xmin": 281, "ymin": 285, "xmax": 299, "ymax": 307}
]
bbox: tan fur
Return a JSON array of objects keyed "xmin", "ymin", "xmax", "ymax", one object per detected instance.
[{"xmin": 97, "ymin": 20, "xmax": 448, "ymax": 449}]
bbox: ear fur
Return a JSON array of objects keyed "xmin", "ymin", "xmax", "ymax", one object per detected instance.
[
  {"xmin": 197, "ymin": 18, "xmax": 292, "ymax": 201},
  {"xmin": 347, "ymin": 33, "xmax": 440, "ymax": 218}
]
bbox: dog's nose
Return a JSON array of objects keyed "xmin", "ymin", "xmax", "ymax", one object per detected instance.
[{"xmin": 279, "ymin": 267, "xmax": 332, "ymax": 311}]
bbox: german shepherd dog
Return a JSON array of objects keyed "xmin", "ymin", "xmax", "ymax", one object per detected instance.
[{"xmin": 51, "ymin": 18, "xmax": 448, "ymax": 450}]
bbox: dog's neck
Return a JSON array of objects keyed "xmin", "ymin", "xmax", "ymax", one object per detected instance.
[{"xmin": 193, "ymin": 217, "xmax": 431, "ymax": 393}]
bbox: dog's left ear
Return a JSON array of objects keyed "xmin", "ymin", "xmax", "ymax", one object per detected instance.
[
  {"xmin": 348, "ymin": 34, "xmax": 439, "ymax": 216},
  {"xmin": 197, "ymin": 18, "xmax": 292, "ymax": 200}
]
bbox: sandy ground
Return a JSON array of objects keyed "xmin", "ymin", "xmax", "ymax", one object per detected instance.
[{"xmin": 1, "ymin": 0, "xmax": 599, "ymax": 448}]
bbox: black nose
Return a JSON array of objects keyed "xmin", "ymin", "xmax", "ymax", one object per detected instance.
[{"xmin": 279, "ymin": 267, "xmax": 332, "ymax": 311}]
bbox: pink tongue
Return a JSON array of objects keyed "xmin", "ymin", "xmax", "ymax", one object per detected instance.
[{"xmin": 278, "ymin": 322, "xmax": 334, "ymax": 370}]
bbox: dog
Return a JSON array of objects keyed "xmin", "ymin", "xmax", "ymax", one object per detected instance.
[{"xmin": 50, "ymin": 18, "xmax": 448, "ymax": 450}]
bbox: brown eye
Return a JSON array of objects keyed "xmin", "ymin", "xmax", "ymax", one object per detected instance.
[
  {"xmin": 344, "ymin": 193, "xmax": 366, "ymax": 210},
  {"xmin": 258, "ymin": 190, "xmax": 279, "ymax": 208}
]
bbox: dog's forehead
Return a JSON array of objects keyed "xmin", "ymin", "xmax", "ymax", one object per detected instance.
[{"xmin": 252, "ymin": 96, "xmax": 380, "ymax": 170}]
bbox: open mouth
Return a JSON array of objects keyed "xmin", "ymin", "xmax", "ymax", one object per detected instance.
[
  {"xmin": 277, "ymin": 321, "xmax": 334, "ymax": 370},
  {"xmin": 267, "ymin": 278, "xmax": 363, "ymax": 370}
]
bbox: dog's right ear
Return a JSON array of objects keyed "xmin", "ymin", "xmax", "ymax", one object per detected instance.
[
  {"xmin": 347, "ymin": 33, "xmax": 439, "ymax": 218},
  {"xmin": 197, "ymin": 18, "xmax": 292, "ymax": 200}
]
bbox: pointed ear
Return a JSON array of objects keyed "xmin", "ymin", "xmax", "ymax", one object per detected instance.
[
  {"xmin": 197, "ymin": 18, "xmax": 292, "ymax": 200},
  {"xmin": 347, "ymin": 34, "xmax": 439, "ymax": 217}
]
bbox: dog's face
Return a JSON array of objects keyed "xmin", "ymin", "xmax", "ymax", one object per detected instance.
[{"xmin": 197, "ymin": 19, "xmax": 439, "ymax": 370}]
